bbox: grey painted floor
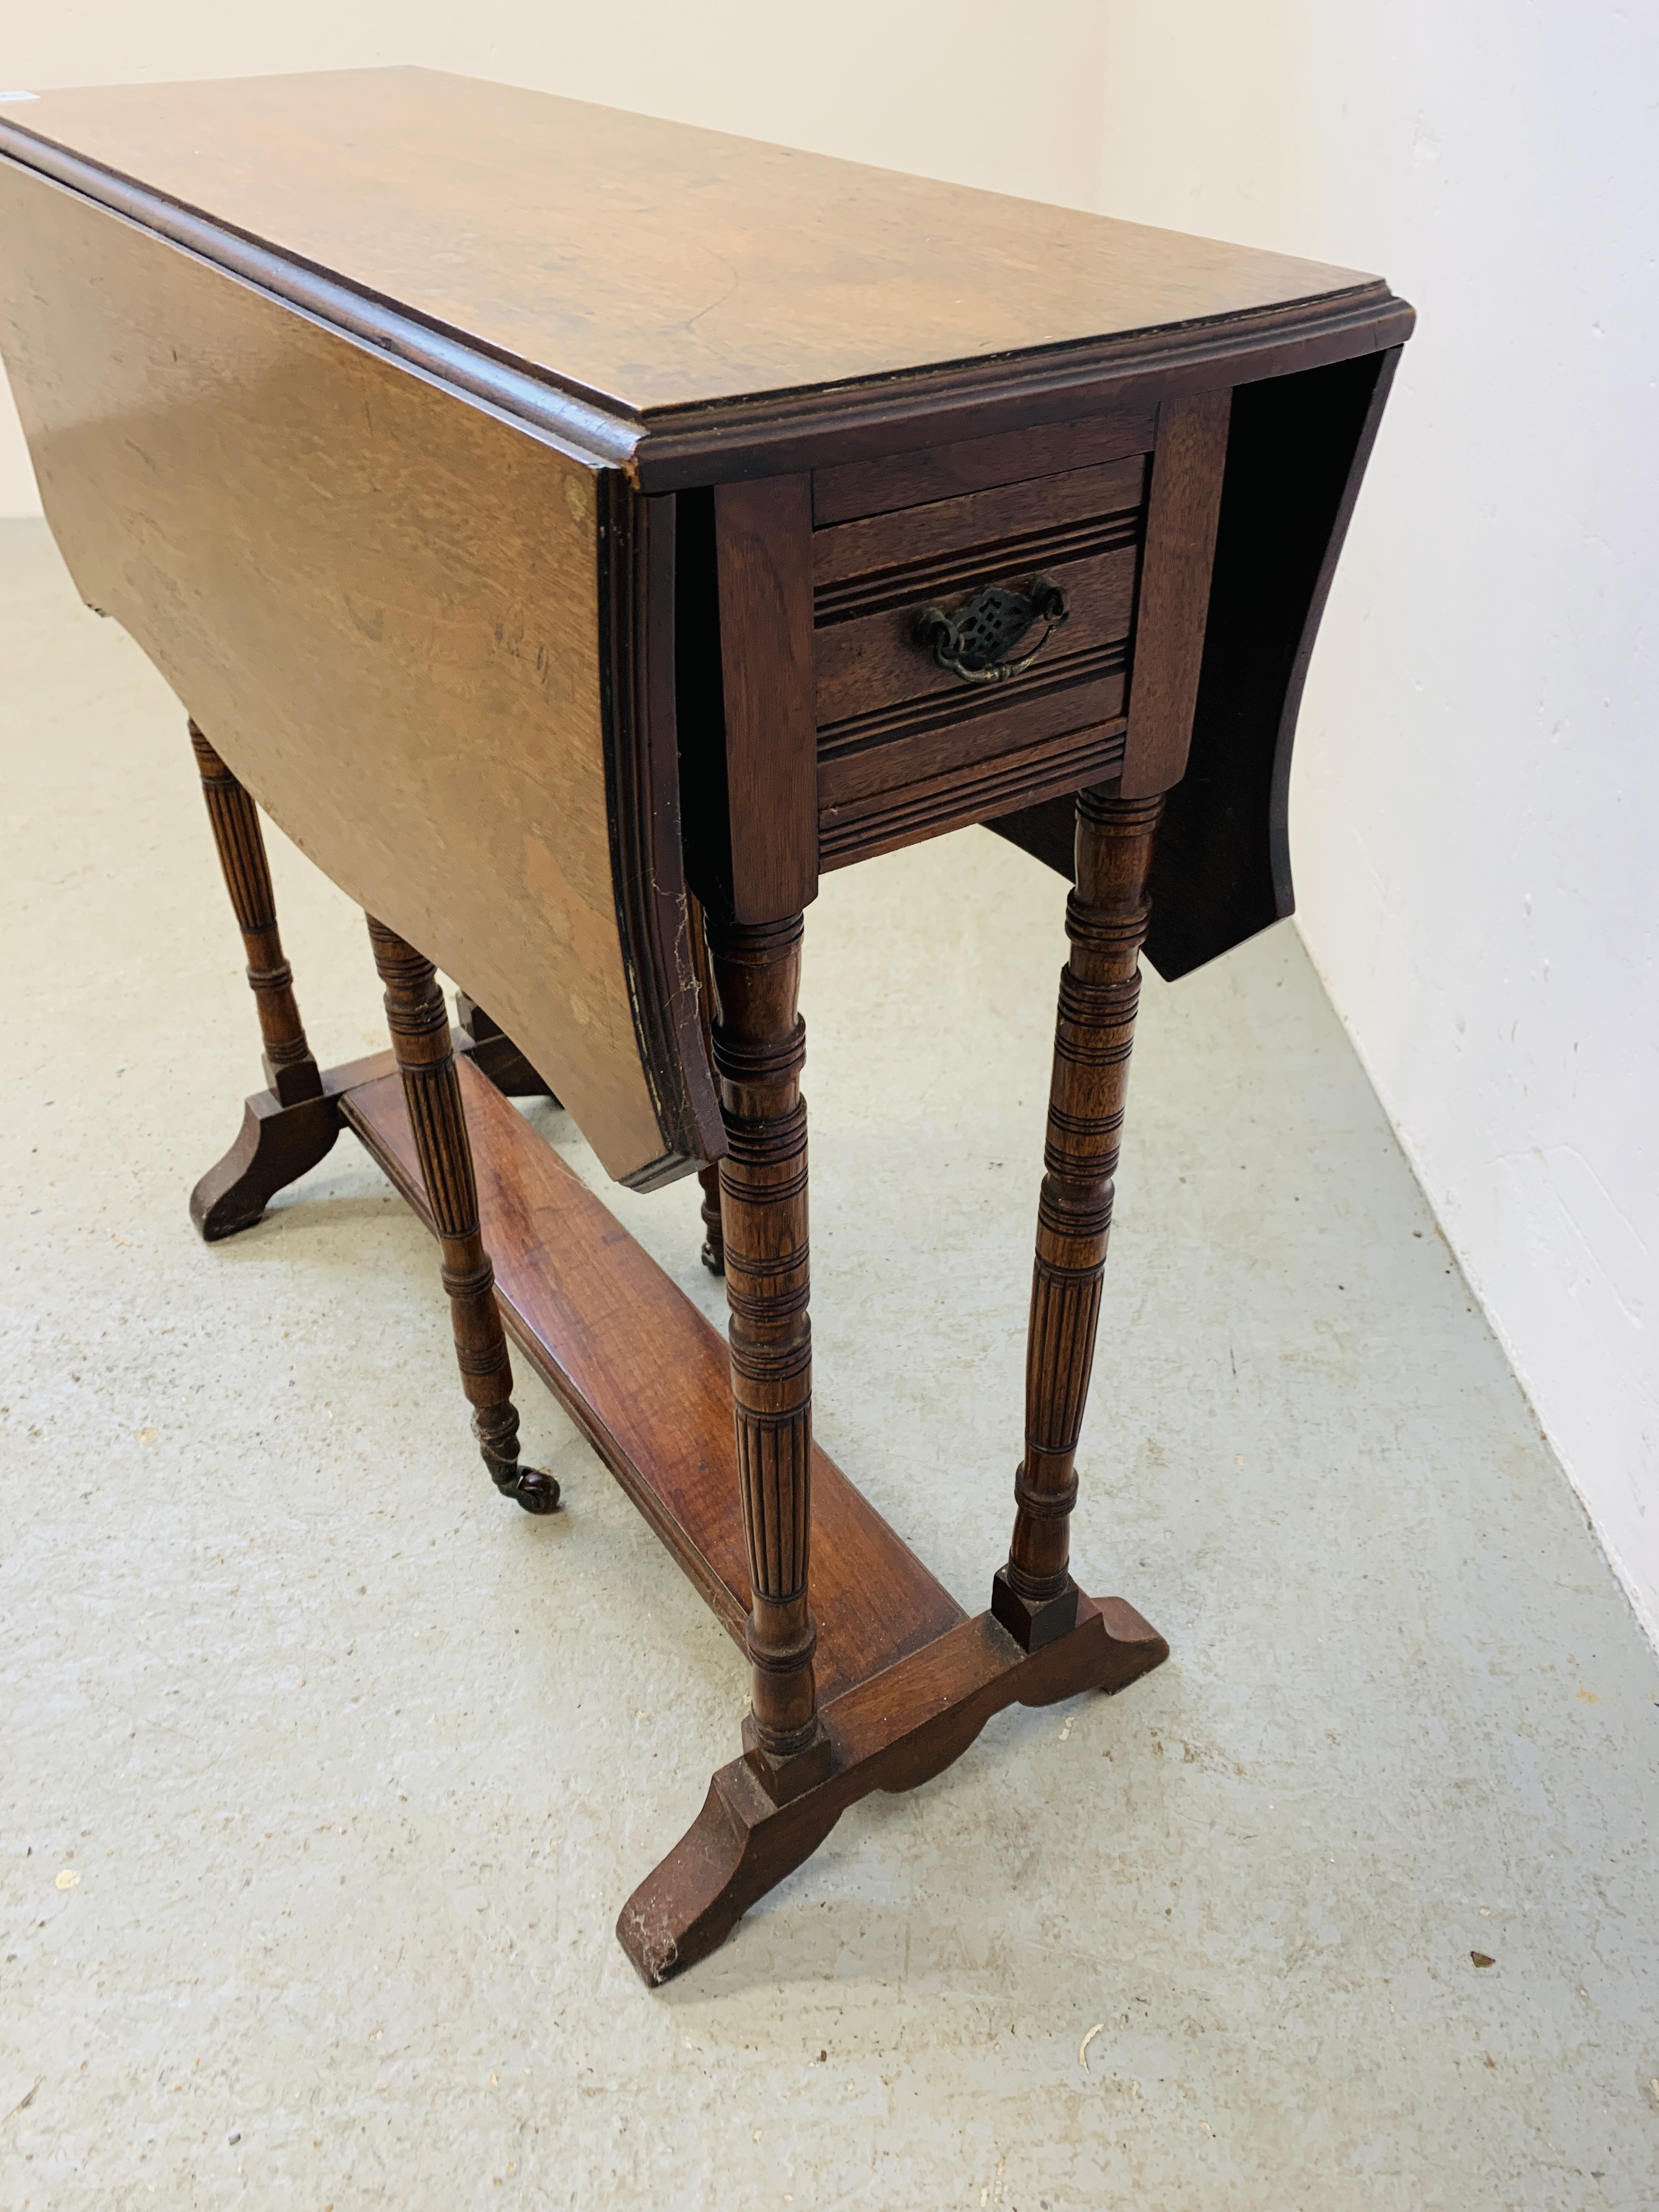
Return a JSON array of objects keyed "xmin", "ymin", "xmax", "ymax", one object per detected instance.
[{"xmin": 3, "ymin": 514, "xmax": 1657, "ymax": 2210}]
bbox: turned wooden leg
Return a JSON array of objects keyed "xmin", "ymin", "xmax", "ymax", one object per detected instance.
[
  {"xmin": 189, "ymin": 720, "xmax": 324, "ymax": 1107},
  {"xmin": 685, "ymin": 894, "xmax": 725, "ymax": 1276},
  {"xmin": 707, "ymin": 915, "xmax": 831, "ymax": 1803},
  {"xmin": 994, "ymin": 783, "xmax": 1165, "ymax": 1651},
  {"xmin": 187, "ymin": 720, "xmax": 338, "ymax": 1238},
  {"xmin": 697, "ymin": 1164, "xmax": 726, "ymax": 1276},
  {"xmin": 366, "ymin": 917, "xmax": 560, "ymax": 1515}
]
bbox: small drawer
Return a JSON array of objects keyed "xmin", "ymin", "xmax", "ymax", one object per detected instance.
[{"xmin": 810, "ymin": 453, "xmax": 1148, "ymax": 867}]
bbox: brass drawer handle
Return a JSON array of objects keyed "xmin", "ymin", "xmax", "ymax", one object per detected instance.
[{"xmin": 913, "ymin": 574, "xmax": 1070, "ymax": 686}]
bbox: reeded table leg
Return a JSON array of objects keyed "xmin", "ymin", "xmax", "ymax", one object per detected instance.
[
  {"xmin": 707, "ymin": 914, "xmax": 831, "ymax": 1803},
  {"xmin": 994, "ymin": 783, "xmax": 1165, "ymax": 1650},
  {"xmin": 366, "ymin": 917, "xmax": 559, "ymax": 1515},
  {"xmin": 187, "ymin": 719, "xmax": 338, "ymax": 1238}
]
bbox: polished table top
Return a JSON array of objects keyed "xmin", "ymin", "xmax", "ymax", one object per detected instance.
[
  {"xmin": 0, "ymin": 69, "xmax": 1384, "ymax": 428},
  {"xmin": 0, "ymin": 72, "xmax": 1412, "ymax": 1185}
]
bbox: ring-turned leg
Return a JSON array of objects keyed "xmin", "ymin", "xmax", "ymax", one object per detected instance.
[
  {"xmin": 187, "ymin": 720, "xmax": 338, "ymax": 1239},
  {"xmin": 707, "ymin": 915, "xmax": 831, "ymax": 1802},
  {"xmin": 621, "ymin": 849, "xmax": 1169, "ymax": 1983},
  {"xmin": 697, "ymin": 1165, "xmax": 726, "ymax": 1276},
  {"xmin": 366, "ymin": 917, "xmax": 559, "ymax": 1515},
  {"xmin": 189, "ymin": 721, "xmax": 324, "ymax": 1105},
  {"xmin": 993, "ymin": 782, "xmax": 1165, "ymax": 1650},
  {"xmin": 686, "ymin": 895, "xmax": 725, "ymax": 1276}
]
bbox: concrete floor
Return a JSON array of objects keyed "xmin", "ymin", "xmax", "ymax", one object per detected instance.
[{"xmin": 3, "ymin": 512, "xmax": 1657, "ymax": 2211}]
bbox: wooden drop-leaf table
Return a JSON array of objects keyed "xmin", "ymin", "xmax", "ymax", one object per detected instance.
[{"xmin": 0, "ymin": 69, "xmax": 1412, "ymax": 1984}]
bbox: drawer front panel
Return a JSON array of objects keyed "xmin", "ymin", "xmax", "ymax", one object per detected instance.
[
  {"xmin": 818, "ymin": 655, "xmax": 1127, "ymax": 808},
  {"xmin": 811, "ymin": 450, "xmax": 1148, "ymax": 867},
  {"xmin": 820, "ymin": 723, "xmax": 1126, "ymax": 869},
  {"xmin": 816, "ymin": 540, "xmax": 1138, "ymax": 733},
  {"xmin": 811, "ymin": 407, "xmax": 1158, "ymax": 528},
  {"xmin": 813, "ymin": 453, "xmax": 1147, "ymax": 601}
]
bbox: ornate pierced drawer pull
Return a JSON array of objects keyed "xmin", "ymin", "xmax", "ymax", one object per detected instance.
[{"xmin": 913, "ymin": 574, "xmax": 1070, "ymax": 686}]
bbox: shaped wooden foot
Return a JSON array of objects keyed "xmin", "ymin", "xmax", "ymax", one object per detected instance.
[
  {"xmin": 617, "ymin": 1590, "xmax": 1167, "ymax": 1985},
  {"xmin": 190, "ymin": 1089, "xmax": 340, "ymax": 1241},
  {"xmin": 187, "ymin": 719, "xmax": 337, "ymax": 1238},
  {"xmin": 325, "ymin": 1043, "xmax": 1170, "ymax": 1985}
]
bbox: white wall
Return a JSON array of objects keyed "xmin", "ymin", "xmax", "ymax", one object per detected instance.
[
  {"xmin": 0, "ymin": 1, "xmax": 1117, "ymax": 515},
  {"xmin": 4, "ymin": 5, "xmax": 1654, "ymax": 1639},
  {"xmin": 1085, "ymin": 4, "xmax": 1659, "ymax": 1644}
]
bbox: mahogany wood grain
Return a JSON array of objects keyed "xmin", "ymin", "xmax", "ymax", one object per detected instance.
[
  {"xmin": 0, "ymin": 71, "xmax": 1389, "ymax": 425},
  {"xmin": 995, "ymin": 787, "xmax": 1163, "ymax": 1650},
  {"xmin": 0, "ymin": 77, "xmax": 1410, "ymax": 517},
  {"xmin": 706, "ymin": 914, "xmax": 831, "ymax": 1801},
  {"xmin": 190, "ymin": 1036, "xmax": 494, "ymax": 1243},
  {"xmin": 988, "ymin": 349, "xmax": 1402, "ymax": 980},
  {"xmin": 188, "ymin": 720, "xmax": 325, "ymax": 1111},
  {"xmin": 0, "ymin": 78, "xmax": 1413, "ymax": 1003},
  {"xmin": 618, "ymin": 1589, "xmax": 1168, "ymax": 1984},
  {"xmin": 811, "ymin": 456, "xmax": 1147, "ymax": 592},
  {"xmin": 637, "ymin": 297, "xmax": 1409, "ymax": 496},
  {"xmin": 811, "ymin": 408, "xmax": 1157, "ymax": 528},
  {"xmin": 816, "ymin": 665, "xmax": 1128, "ymax": 814},
  {"xmin": 712, "ymin": 476, "xmax": 820, "ymax": 925},
  {"xmin": 341, "ymin": 1054, "xmax": 966, "ymax": 1703},
  {"xmin": 1149, "ymin": 346, "xmax": 1402, "ymax": 974},
  {"xmin": 195, "ymin": 1028, "xmax": 1169, "ymax": 1976},
  {"xmin": 0, "ymin": 154, "xmax": 715, "ymax": 1188},
  {"xmin": 184, "ymin": 719, "xmax": 341, "ymax": 1240},
  {"xmin": 820, "ymin": 719, "xmax": 1127, "ymax": 872},
  {"xmin": 602, "ymin": 487, "xmax": 725, "ymax": 1178},
  {"xmin": 808, "ymin": 455, "xmax": 1144, "ymax": 871},
  {"xmin": 368, "ymin": 918, "xmax": 559, "ymax": 1514},
  {"xmin": 1119, "ymin": 391, "xmax": 1232, "ymax": 798},
  {"xmin": 189, "ymin": 1088, "xmax": 340, "ymax": 1245},
  {"xmin": 815, "ymin": 544, "xmax": 1139, "ymax": 736}
]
